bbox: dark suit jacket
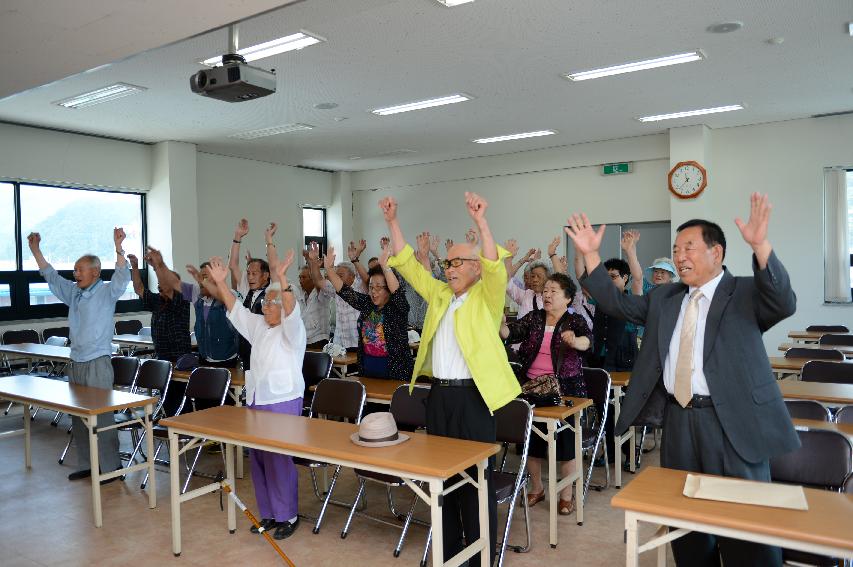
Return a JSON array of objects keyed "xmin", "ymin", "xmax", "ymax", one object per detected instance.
[{"xmin": 581, "ymin": 251, "xmax": 799, "ymax": 464}]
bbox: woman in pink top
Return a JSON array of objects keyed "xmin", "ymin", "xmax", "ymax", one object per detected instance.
[{"xmin": 500, "ymin": 273, "xmax": 591, "ymax": 515}]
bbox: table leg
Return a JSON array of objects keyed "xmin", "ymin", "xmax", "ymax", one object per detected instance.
[
  {"xmin": 234, "ymin": 385, "xmax": 244, "ymax": 480},
  {"xmin": 429, "ymin": 479, "xmax": 444, "ymax": 567},
  {"xmin": 88, "ymin": 415, "xmax": 103, "ymax": 528},
  {"xmin": 23, "ymin": 402, "xmax": 31, "ymax": 469},
  {"xmin": 170, "ymin": 430, "xmax": 182, "ymax": 556},
  {"xmin": 547, "ymin": 419, "xmax": 558, "ymax": 548},
  {"xmin": 226, "ymin": 443, "xmax": 236, "ymax": 533},
  {"xmin": 625, "ymin": 512, "xmax": 638, "ymax": 567},
  {"xmin": 478, "ymin": 460, "xmax": 489, "ymax": 567},
  {"xmin": 614, "ymin": 386, "xmax": 623, "ymax": 489},
  {"xmin": 629, "ymin": 427, "xmax": 637, "ymax": 473},
  {"xmin": 574, "ymin": 412, "xmax": 583, "ymax": 526},
  {"xmin": 144, "ymin": 403, "xmax": 156, "ymax": 509}
]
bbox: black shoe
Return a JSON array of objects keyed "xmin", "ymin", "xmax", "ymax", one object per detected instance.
[
  {"xmin": 68, "ymin": 469, "xmax": 92, "ymax": 481},
  {"xmin": 273, "ymin": 518, "xmax": 300, "ymax": 540},
  {"xmin": 251, "ymin": 518, "xmax": 276, "ymax": 534}
]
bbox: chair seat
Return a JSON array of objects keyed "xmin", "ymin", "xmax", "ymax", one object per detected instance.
[
  {"xmin": 294, "ymin": 456, "xmax": 328, "ymax": 468},
  {"xmin": 354, "ymin": 468, "xmax": 403, "ymax": 485},
  {"xmin": 783, "ymin": 548, "xmax": 838, "ymax": 567},
  {"xmin": 493, "ymin": 470, "xmax": 518, "ymax": 503}
]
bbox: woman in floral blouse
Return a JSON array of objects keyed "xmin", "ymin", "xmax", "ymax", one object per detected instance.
[
  {"xmin": 501, "ymin": 272, "xmax": 591, "ymax": 515},
  {"xmin": 324, "ymin": 244, "xmax": 413, "ymax": 380}
]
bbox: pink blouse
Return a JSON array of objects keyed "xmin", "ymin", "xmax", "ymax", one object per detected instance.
[{"xmin": 527, "ymin": 326, "xmax": 555, "ymax": 379}]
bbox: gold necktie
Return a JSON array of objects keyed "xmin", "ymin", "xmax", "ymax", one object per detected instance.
[{"xmin": 674, "ymin": 290, "xmax": 703, "ymax": 408}]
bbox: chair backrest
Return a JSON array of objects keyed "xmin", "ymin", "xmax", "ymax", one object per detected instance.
[
  {"xmin": 44, "ymin": 335, "xmax": 69, "ymax": 347},
  {"xmin": 139, "ymin": 326, "xmax": 153, "ymax": 338},
  {"xmin": 770, "ymin": 429, "xmax": 852, "ymax": 490},
  {"xmin": 785, "ymin": 347, "xmax": 844, "ymax": 361},
  {"xmin": 784, "ymin": 400, "xmax": 831, "ymax": 421},
  {"xmin": 111, "ymin": 356, "xmax": 140, "ymax": 389},
  {"xmin": 582, "ymin": 367, "xmax": 612, "ymax": 406},
  {"xmin": 310, "ymin": 378, "xmax": 366, "ymax": 423},
  {"xmin": 845, "ymin": 473, "xmax": 853, "ymax": 493},
  {"xmin": 2, "ymin": 329, "xmax": 40, "ymax": 345},
  {"xmin": 495, "ymin": 398, "xmax": 534, "ymax": 446},
  {"xmin": 136, "ymin": 358, "xmax": 172, "ymax": 392},
  {"xmin": 302, "ymin": 351, "xmax": 333, "ymax": 388},
  {"xmin": 818, "ymin": 334, "xmax": 853, "ymax": 347},
  {"xmin": 390, "ymin": 385, "xmax": 429, "ymax": 431},
  {"xmin": 181, "ymin": 367, "xmax": 231, "ymax": 412},
  {"xmin": 115, "ymin": 319, "xmax": 143, "ymax": 335},
  {"xmin": 806, "ymin": 325, "xmax": 849, "ymax": 333},
  {"xmin": 800, "ymin": 360, "xmax": 853, "ymax": 384},
  {"xmin": 836, "ymin": 406, "xmax": 853, "ymax": 425},
  {"xmin": 42, "ymin": 326, "xmax": 70, "ymax": 343}
]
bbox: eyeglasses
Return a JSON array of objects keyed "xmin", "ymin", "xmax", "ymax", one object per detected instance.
[
  {"xmin": 261, "ymin": 298, "xmax": 283, "ymax": 307},
  {"xmin": 440, "ymin": 257, "xmax": 480, "ymax": 270}
]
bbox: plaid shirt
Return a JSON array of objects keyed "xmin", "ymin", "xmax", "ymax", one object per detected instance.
[
  {"xmin": 142, "ymin": 289, "xmax": 192, "ymax": 361},
  {"xmin": 322, "ymin": 278, "xmax": 365, "ymax": 348}
]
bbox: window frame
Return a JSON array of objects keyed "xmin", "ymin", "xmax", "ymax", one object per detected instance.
[
  {"xmin": 0, "ymin": 180, "xmax": 147, "ymax": 322},
  {"xmin": 302, "ymin": 206, "xmax": 327, "ymax": 257}
]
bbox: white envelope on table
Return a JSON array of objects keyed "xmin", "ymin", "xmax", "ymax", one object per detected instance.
[{"xmin": 683, "ymin": 474, "xmax": 808, "ymax": 511}]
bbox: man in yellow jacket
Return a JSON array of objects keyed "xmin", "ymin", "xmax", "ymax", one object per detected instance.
[{"xmin": 383, "ymin": 192, "xmax": 520, "ymax": 566}]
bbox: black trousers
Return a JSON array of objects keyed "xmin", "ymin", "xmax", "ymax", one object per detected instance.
[
  {"xmin": 426, "ymin": 384, "xmax": 497, "ymax": 566},
  {"xmin": 661, "ymin": 400, "xmax": 783, "ymax": 567}
]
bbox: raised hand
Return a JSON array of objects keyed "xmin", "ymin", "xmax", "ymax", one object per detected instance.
[
  {"xmin": 523, "ymin": 247, "xmax": 537, "ymax": 263},
  {"xmin": 416, "ymin": 232, "xmax": 430, "ymax": 256},
  {"xmin": 532, "ymin": 248, "xmax": 542, "ymax": 261},
  {"xmin": 114, "ymin": 227, "xmax": 126, "ymax": 246},
  {"xmin": 735, "ymin": 193, "xmax": 772, "ymax": 249},
  {"xmin": 379, "ymin": 240, "xmax": 392, "ymax": 267},
  {"xmin": 307, "ymin": 241, "xmax": 320, "ymax": 263},
  {"xmin": 504, "ymin": 239, "xmax": 519, "ymax": 258},
  {"xmin": 445, "ymin": 238, "xmax": 454, "ymax": 253},
  {"xmin": 146, "ymin": 246, "xmax": 163, "ymax": 267},
  {"xmin": 235, "ymin": 218, "xmax": 249, "ymax": 240},
  {"xmin": 465, "ymin": 228, "xmax": 479, "ymax": 245},
  {"xmin": 186, "ymin": 264, "xmax": 202, "ymax": 284},
  {"xmin": 278, "ymin": 249, "xmax": 295, "ymax": 274},
  {"xmin": 429, "ymin": 234, "xmax": 440, "ymax": 256},
  {"xmin": 379, "ymin": 197, "xmax": 398, "ymax": 223},
  {"xmin": 620, "ymin": 229, "xmax": 639, "ymax": 252},
  {"xmin": 380, "ymin": 236, "xmax": 390, "ymax": 250},
  {"xmin": 554, "ymin": 255, "xmax": 568, "ymax": 274},
  {"xmin": 324, "ymin": 245, "xmax": 336, "ymax": 271},
  {"xmin": 564, "ymin": 214, "xmax": 606, "ymax": 255},
  {"xmin": 27, "ymin": 232, "xmax": 41, "ymax": 250},
  {"xmin": 347, "ymin": 241, "xmax": 359, "ymax": 261},
  {"xmin": 264, "ymin": 222, "xmax": 277, "ymax": 243},
  {"xmin": 547, "ymin": 236, "xmax": 560, "ymax": 258},
  {"xmin": 465, "ymin": 192, "xmax": 488, "ymax": 223},
  {"xmin": 207, "ymin": 257, "xmax": 228, "ymax": 283},
  {"xmin": 356, "ymin": 239, "xmax": 367, "ymax": 255},
  {"xmin": 127, "ymin": 254, "xmax": 139, "ymax": 269}
]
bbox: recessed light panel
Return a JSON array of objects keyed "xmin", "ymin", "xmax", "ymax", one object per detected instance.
[
  {"xmin": 434, "ymin": 0, "xmax": 475, "ymax": 6},
  {"xmin": 473, "ymin": 130, "xmax": 557, "ymax": 144},
  {"xmin": 203, "ymin": 31, "xmax": 325, "ymax": 66},
  {"xmin": 371, "ymin": 94, "xmax": 472, "ymax": 116},
  {"xmin": 229, "ymin": 123, "xmax": 315, "ymax": 139},
  {"xmin": 637, "ymin": 104, "xmax": 744, "ymax": 122},
  {"xmin": 54, "ymin": 83, "xmax": 147, "ymax": 109},
  {"xmin": 565, "ymin": 51, "xmax": 704, "ymax": 82}
]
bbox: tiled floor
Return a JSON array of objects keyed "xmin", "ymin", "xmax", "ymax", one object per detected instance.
[{"xmin": 0, "ymin": 404, "xmax": 670, "ymax": 566}]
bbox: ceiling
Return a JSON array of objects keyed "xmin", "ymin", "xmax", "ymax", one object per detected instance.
[{"xmin": 1, "ymin": 0, "xmax": 851, "ymax": 172}]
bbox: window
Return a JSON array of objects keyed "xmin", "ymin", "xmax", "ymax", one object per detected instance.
[
  {"xmin": 848, "ymin": 170, "xmax": 853, "ymax": 295},
  {"xmin": 302, "ymin": 206, "xmax": 327, "ymax": 256},
  {"xmin": 0, "ymin": 182, "xmax": 146, "ymax": 321}
]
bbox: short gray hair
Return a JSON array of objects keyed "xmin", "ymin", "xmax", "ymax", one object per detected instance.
[
  {"xmin": 78, "ymin": 254, "xmax": 101, "ymax": 271},
  {"xmin": 526, "ymin": 260, "xmax": 550, "ymax": 275},
  {"xmin": 336, "ymin": 262, "xmax": 356, "ymax": 277}
]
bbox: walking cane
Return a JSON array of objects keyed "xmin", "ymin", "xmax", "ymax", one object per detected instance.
[{"xmin": 221, "ymin": 482, "xmax": 296, "ymax": 566}]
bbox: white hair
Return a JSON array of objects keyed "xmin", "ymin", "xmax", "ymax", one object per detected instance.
[
  {"xmin": 78, "ymin": 254, "xmax": 101, "ymax": 271},
  {"xmin": 336, "ymin": 262, "xmax": 356, "ymax": 277},
  {"xmin": 525, "ymin": 260, "xmax": 551, "ymax": 275}
]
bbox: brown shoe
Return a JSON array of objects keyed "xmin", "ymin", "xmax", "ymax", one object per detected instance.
[
  {"xmin": 558, "ymin": 496, "xmax": 575, "ymax": 516},
  {"xmin": 525, "ymin": 490, "xmax": 545, "ymax": 507}
]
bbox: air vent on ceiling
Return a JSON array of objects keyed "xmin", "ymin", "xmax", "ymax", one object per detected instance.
[
  {"xmin": 229, "ymin": 123, "xmax": 314, "ymax": 139},
  {"xmin": 811, "ymin": 110, "xmax": 853, "ymax": 119}
]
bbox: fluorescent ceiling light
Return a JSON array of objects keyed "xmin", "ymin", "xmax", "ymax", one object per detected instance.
[
  {"xmin": 637, "ymin": 104, "xmax": 744, "ymax": 122},
  {"xmin": 202, "ymin": 31, "xmax": 325, "ymax": 66},
  {"xmin": 53, "ymin": 83, "xmax": 146, "ymax": 109},
  {"xmin": 565, "ymin": 50, "xmax": 704, "ymax": 81},
  {"xmin": 473, "ymin": 130, "xmax": 557, "ymax": 144},
  {"xmin": 371, "ymin": 94, "xmax": 472, "ymax": 116},
  {"xmin": 435, "ymin": 0, "xmax": 475, "ymax": 6},
  {"xmin": 229, "ymin": 123, "xmax": 314, "ymax": 140}
]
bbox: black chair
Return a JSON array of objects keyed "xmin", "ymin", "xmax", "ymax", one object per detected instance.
[
  {"xmin": 341, "ymin": 385, "xmax": 430, "ymax": 556},
  {"xmin": 785, "ymin": 347, "xmax": 844, "ymax": 361},
  {"xmin": 42, "ymin": 326, "xmax": 70, "ymax": 344},
  {"xmin": 141, "ymin": 367, "xmax": 231, "ymax": 493},
  {"xmin": 297, "ymin": 378, "xmax": 366, "ymax": 534},
  {"xmin": 302, "ymin": 351, "xmax": 333, "ymax": 413},
  {"xmin": 784, "ymin": 400, "xmax": 832, "ymax": 421},
  {"xmin": 806, "ymin": 325, "xmax": 849, "ymax": 333},
  {"xmin": 1, "ymin": 329, "xmax": 41, "ymax": 376},
  {"xmin": 835, "ymin": 406, "xmax": 853, "ymax": 425},
  {"xmin": 582, "ymin": 367, "xmax": 612, "ymax": 497},
  {"xmin": 770, "ymin": 429, "xmax": 853, "ymax": 566},
  {"xmin": 115, "ymin": 319, "xmax": 143, "ymax": 335},
  {"xmin": 818, "ymin": 334, "xmax": 853, "ymax": 347},
  {"xmin": 801, "ymin": 360, "xmax": 853, "ymax": 385},
  {"xmin": 121, "ymin": 359, "xmax": 172, "ymax": 467}
]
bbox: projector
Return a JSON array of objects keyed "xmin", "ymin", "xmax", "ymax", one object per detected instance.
[{"xmin": 190, "ymin": 55, "xmax": 276, "ymax": 102}]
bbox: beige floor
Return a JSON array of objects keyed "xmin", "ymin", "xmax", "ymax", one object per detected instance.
[{"xmin": 0, "ymin": 404, "xmax": 671, "ymax": 566}]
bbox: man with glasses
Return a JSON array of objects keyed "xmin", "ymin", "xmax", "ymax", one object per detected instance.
[
  {"xmin": 382, "ymin": 192, "xmax": 520, "ymax": 566},
  {"xmin": 28, "ymin": 228, "xmax": 128, "ymax": 482}
]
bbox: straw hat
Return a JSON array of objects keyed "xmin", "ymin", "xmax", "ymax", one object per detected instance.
[{"xmin": 350, "ymin": 412, "xmax": 410, "ymax": 448}]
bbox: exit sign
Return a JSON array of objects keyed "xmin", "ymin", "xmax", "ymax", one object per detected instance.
[{"xmin": 602, "ymin": 162, "xmax": 632, "ymax": 175}]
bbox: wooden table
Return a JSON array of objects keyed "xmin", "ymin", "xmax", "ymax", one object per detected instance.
[
  {"xmin": 344, "ymin": 375, "xmax": 592, "ymax": 547},
  {"xmin": 613, "ymin": 466, "xmax": 853, "ymax": 566},
  {"xmin": 778, "ymin": 343, "xmax": 853, "ymax": 358},
  {"xmin": 609, "ymin": 371, "xmax": 636, "ymax": 489},
  {"xmin": 0, "ymin": 375, "xmax": 158, "ymax": 527},
  {"xmin": 792, "ymin": 418, "xmax": 853, "ymax": 440},
  {"xmin": 0, "ymin": 342, "xmax": 71, "ymax": 372},
  {"xmin": 779, "ymin": 381, "xmax": 853, "ymax": 406},
  {"xmin": 161, "ymin": 405, "xmax": 499, "ymax": 566}
]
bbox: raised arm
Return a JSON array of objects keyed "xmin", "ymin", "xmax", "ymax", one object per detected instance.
[
  {"xmin": 415, "ymin": 232, "xmax": 433, "ymax": 272},
  {"xmin": 466, "ymin": 192, "xmax": 496, "ymax": 260},
  {"xmin": 735, "ymin": 192, "xmax": 774, "ymax": 270},
  {"xmin": 29, "ymin": 232, "xmax": 75, "ymax": 304},
  {"xmin": 27, "ymin": 232, "xmax": 49, "ymax": 270},
  {"xmin": 263, "ymin": 222, "xmax": 280, "ymax": 269},
  {"xmin": 306, "ymin": 241, "xmax": 325, "ymax": 291},
  {"xmin": 348, "ymin": 239, "xmax": 370, "ymax": 284},
  {"xmin": 128, "ymin": 254, "xmax": 145, "ymax": 297},
  {"xmin": 207, "ymin": 257, "xmax": 236, "ymax": 312},
  {"xmin": 324, "ymin": 246, "xmax": 344, "ymax": 292},
  {"xmin": 113, "ymin": 227, "xmax": 127, "ymax": 269},
  {"xmin": 565, "ymin": 213, "xmax": 604, "ymax": 276},
  {"xmin": 508, "ymin": 247, "xmax": 537, "ymax": 279},
  {"xmin": 547, "ymin": 236, "xmax": 565, "ymax": 274},
  {"xmin": 621, "ymin": 229, "xmax": 644, "ymax": 296},
  {"xmin": 380, "ymin": 197, "xmax": 408, "ymax": 255},
  {"xmin": 229, "ymin": 218, "xmax": 249, "ymax": 289},
  {"xmin": 272, "ymin": 249, "xmax": 297, "ymax": 317},
  {"xmin": 146, "ymin": 246, "xmax": 182, "ymax": 293},
  {"xmin": 378, "ymin": 242, "xmax": 400, "ymax": 294}
]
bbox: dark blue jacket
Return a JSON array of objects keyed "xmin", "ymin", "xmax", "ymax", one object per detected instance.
[{"xmin": 194, "ymin": 297, "xmax": 238, "ymax": 361}]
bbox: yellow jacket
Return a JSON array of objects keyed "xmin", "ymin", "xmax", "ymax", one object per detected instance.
[{"xmin": 388, "ymin": 244, "xmax": 521, "ymax": 413}]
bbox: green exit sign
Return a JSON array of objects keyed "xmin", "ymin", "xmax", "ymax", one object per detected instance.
[{"xmin": 602, "ymin": 162, "xmax": 632, "ymax": 175}]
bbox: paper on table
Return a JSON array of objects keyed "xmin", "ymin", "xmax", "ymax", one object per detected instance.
[{"xmin": 683, "ymin": 474, "xmax": 808, "ymax": 511}]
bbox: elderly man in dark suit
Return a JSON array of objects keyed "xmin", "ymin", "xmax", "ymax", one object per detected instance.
[{"xmin": 566, "ymin": 193, "xmax": 798, "ymax": 567}]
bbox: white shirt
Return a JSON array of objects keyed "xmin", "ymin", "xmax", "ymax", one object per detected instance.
[
  {"xmin": 227, "ymin": 301, "xmax": 306, "ymax": 406},
  {"xmin": 296, "ymin": 286, "xmax": 331, "ymax": 344},
  {"xmin": 663, "ymin": 270, "xmax": 725, "ymax": 397},
  {"xmin": 431, "ymin": 292, "xmax": 473, "ymax": 380},
  {"xmin": 320, "ymin": 278, "xmax": 366, "ymax": 349}
]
